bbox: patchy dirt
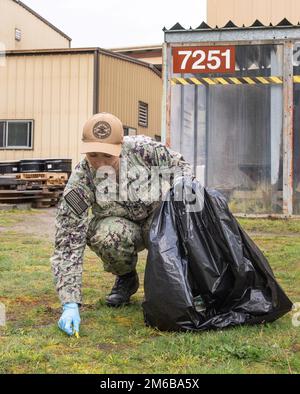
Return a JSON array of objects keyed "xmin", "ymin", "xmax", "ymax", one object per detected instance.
[
  {"xmin": 1, "ymin": 208, "xmax": 57, "ymax": 242},
  {"xmin": 291, "ymin": 343, "xmax": 300, "ymax": 353},
  {"xmin": 248, "ymin": 231, "xmax": 300, "ymax": 238},
  {"xmin": 96, "ymin": 343, "xmax": 133, "ymax": 352},
  {"xmin": 4, "ymin": 209, "xmax": 296, "ymax": 246}
]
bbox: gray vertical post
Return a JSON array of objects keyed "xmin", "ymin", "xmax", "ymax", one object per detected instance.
[
  {"xmin": 193, "ymin": 86, "xmax": 198, "ymax": 174},
  {"xmin": 205, "ymin": 86, "xmax": 209, "ymax": 187},
  {"xmin": 180, "ymin": 83, "xmax": 185, "ymax": 153},
  {"xmin": 283, "ymin": 41, "xmax": 294, "ymax": 216},
  {"xmin": 161, "ymin": 43, "xmax": 168, "ymax": 145},
  {"xmin": 270, "ymin": 47, "xmax": 283, "ymax": 211},
  {"xmin": 93, "ymin": 50, "xmax": 99, "ymax": 114}
]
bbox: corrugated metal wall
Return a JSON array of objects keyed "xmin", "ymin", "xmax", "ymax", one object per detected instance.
[
  {"xmin": 207, "ymin": 0, "xmax": 300, "ymax": 26},
  {"xmin": 0, "ymin": 53, "xmax": 94, "ymax": 167},
  {"xmin": 0, "ymin": 51, "xmax": 162, "ymax": 169},
  {"xmin": 99, "ymin": 54, "xmax": 162, "ymax": 138}
]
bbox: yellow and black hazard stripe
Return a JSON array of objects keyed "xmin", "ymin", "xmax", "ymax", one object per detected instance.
[{"xmin": 171, "ymin": 76, "xmax": 300, "ymax": 86}]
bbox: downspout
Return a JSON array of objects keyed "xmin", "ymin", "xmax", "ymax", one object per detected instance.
[{"xmin": 93, "ymin": 49, "xmax": 100, "ymax": 114}]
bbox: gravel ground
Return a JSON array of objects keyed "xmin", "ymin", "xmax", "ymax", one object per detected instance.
[{"xmin": 0, "ymin": 207, "xmax": 57, "ymax": 243}]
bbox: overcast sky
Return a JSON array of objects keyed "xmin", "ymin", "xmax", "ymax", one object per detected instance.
[{"xmin": 23, "ymin": 0, "xmax": 207, "ymax": 48}]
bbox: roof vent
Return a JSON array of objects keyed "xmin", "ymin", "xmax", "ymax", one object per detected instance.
[
  {"xmin": 223, "ymin": 20, "xmax": 238, "ymax": 28},
  {"xmin": 251, "ymin": 19, "xmax": 264, "ymax": 27},
  {"xmin": 169, "ymin": 23, "xmax": 185, "ymax": 31},
  {"xmin": 276, "ymin": 18, "xmax": 293, "ymax": 26},
  {"xmin": 195, "ymin": 21, "xmax": 211, "ymax": 30}
]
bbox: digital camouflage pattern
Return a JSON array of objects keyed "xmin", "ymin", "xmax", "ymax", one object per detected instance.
[
  {"xmin": 50, "ymin": 135, "xmax": 193, "ymax": 305},
  {"xmin": 86, "ymin": 214, "xmax": 154, "ymax": 276}
]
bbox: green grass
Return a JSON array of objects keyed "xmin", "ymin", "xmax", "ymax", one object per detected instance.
[
  {"xmin": 0, "ymin": 212, "xmax": 299, "ymax": 374},
  {"xmin": 0, "ymin": 209, "xmax": 39, "ymax": 227}
]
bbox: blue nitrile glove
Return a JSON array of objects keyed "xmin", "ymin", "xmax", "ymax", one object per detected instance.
[{"xmin": 58, "ymin": 302, "xmax": 80, "ymax": 336}]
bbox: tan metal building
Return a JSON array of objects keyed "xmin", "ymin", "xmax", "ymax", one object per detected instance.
[
  {"xmin": 111, "ymin": 45, "xmax": 163, "ymax": 71},
  {"xmin": 0, "ymin": 0, "xmax": 71, "ymax": 50},
  {"xmin": 0, "ymin": 48, "xmax": 162, "ymax": 168},
  {"xmin": 207, "ymin": 0, "xmax": 300, "ymax": 27}
]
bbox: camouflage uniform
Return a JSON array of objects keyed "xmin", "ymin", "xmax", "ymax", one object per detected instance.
[{"xmin": 50, "ymin": 135, "xmax": 193, "ymax": 305}]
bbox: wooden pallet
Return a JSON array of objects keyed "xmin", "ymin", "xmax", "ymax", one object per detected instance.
[
  {"xmin": 33, "ymin": 192, "xmax": 63, "ymax": 208},
  {"xmin": 0, "ymin": 196, "xmax": 38, "ymax": 202},
  {"xmin": 0, "ymin": 188, "xmax": 63, "ymax": 208},
  {"xmin": 16, "ymin": 173, "xmax": 47, "ymax": 181},
  {"xmin": 0, "ymin": 176, "xmax": 26, "ymax": 191},
  {"xmin": 16, "ymin": 172, "xmax": 68, "ymax": 186},
  {"xmin": 0, "ymin": 190, "xmax": 43, "ymax": 198},
  {"xmin": 0, "ymin": 170, "xmax": 66, "ymax": 208},
  {"xmin": 32, "ymin": 199, "xmax": 58, "ymax": 208}
]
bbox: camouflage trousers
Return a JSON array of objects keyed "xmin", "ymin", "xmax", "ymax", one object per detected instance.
[{"xmin": 86, "ymin": 213, "xmax": 154, "ymax": 276}]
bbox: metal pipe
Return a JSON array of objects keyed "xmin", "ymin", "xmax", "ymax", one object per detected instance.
[
  {"xmin": 93, "ymin": 50, "xmax": 99, "ymax": 114},
  {"xmin": 193, "ymin": 86, "xmax": 198, "ymax": 174},
  {"xmin": 282, "ymin": 41, "xmax": 294, "ymax": 216},
  {"xmin": 161, "ymin": 43, "xmax": 168, "ymax": 144}
]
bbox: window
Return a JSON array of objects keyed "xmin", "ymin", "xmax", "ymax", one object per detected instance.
[
  {"xmin": 0, "ymin": 120, "xmax": 33, "ymax": 149},
  {"xmin": 15, "ymin": 28, "xmax": 22, "ymax": 41},
  {"xmin": 138, "ymin": 101, "xmax": 148, "ymax": 127},
  {"xmin": 123, "ymin": 126, "xmax": 137, "ymax": 136}
]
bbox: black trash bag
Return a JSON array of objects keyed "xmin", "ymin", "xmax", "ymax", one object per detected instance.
[{"xmin": 142, "ymin": 178, "xmax": 293, "ymax": 332}]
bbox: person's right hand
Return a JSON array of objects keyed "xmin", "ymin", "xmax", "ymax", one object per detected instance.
[{"xmin": 58, "ymin": 302, "xmax": 81, "ymax": 336}]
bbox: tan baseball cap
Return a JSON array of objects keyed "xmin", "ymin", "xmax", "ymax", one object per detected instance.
[{"xmin": 81, "ymin": 113, "xmax": 124, "ymax": 156}]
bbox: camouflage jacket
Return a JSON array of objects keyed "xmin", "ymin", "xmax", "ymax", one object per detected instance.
[{"xmin": 50, "ymin": 135, "xmax": 193, "ymax": 305}]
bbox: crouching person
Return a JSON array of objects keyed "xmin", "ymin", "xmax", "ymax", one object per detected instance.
[{"xmin": 50, "ymin": 112, "xmax": 193, "ymax": 336}]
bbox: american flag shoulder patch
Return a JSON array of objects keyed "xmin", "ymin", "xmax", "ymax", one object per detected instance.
[{"xmin": 64, "ymin": 189, "xmax": 89, "ymax": 216}]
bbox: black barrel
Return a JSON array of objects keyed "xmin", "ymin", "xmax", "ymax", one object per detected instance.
[
  {"xmin": 19, "ymin": 159, "xmax": 45, "ymax": 173},
  {"xmin": 0, "ymin": 161, "xmax": 20, "ymax": 174},
  {"xmin": 44, "ymin": 159, "xmax": 72, "ymax": 173}
]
